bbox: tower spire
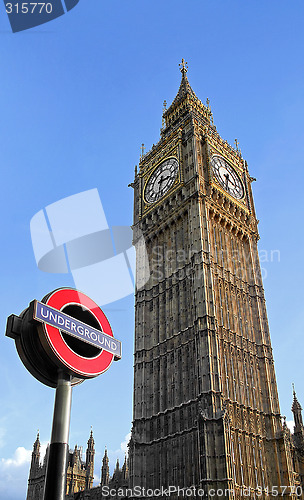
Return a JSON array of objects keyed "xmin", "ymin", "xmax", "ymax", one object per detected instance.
[
  {"xmin": 291, "ymin": 385, "xmax": 304, "ymax": 455},
  {"xmin": 122, "ymin": 453, "xmax": 129, "ymax": 480},
  {"xmin": 162, "ymin": 58, "xmax": 203, "ymax": 129},
  {"xmin": 292, "ymin": 384, "xmax": 303, "ymax": 429},
  {"xmin": 170, "ymin": 58, "xmax": 196, "ymax": 107},
  {"xmin": 29, "ymin": 431, "xmax": 41, "ymax": 478},
  {"xmin": 100, "ymin": 447, "xmax": 110, "ymax": 486},
  {"xmin": 85, "ymin": 429, "xmax": 95, "ymax": 490}
]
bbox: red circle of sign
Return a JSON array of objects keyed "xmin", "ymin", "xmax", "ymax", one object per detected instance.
[{"xmin": 43, "ymin": 289, "xmax": 114, "ymax": 377}]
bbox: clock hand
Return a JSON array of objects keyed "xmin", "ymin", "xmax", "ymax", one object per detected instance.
[
  {"xmin": 224, "ymin": 173, "xmax": 229, "ymax": 190},
  {"xmin": 155, "ymin": 175, "xmax": 164, "ymax": 192},
  {"xmin": 160, "ymin": 175, "xmax": 170, "ymax": 185},
  {"xmin": 158, "ymin": 175, "xmax": 171, "ymax": 189}
]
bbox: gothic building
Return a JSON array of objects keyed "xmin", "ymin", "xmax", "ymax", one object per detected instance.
[
  {"xmin": 72, "ymin": 452, "xmax": 129, "ymax": 500},
  {"xmin": 27, "ymin": 430, "xmax": 95, "ymax": 499},
  {"xmin": 26, "ymin": 433, "xmax": 129, "ymax": 499},
  {"xmin": 128, "ymin": 60, "xmax": 304, "ymax": 498}
]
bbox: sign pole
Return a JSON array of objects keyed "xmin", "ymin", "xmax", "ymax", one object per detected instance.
[
  {"xmin": 6, "ymin": 288, "xmax": 122, "ymax": 498},
  {"xmin": 43, "ymin": 371, "xmax": 72, "ymax": 500}
]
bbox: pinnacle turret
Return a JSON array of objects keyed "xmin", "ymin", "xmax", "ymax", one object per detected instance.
[
  {"xmin": 28, "ymin": 432, "xmax": 41, "ymax": 480},
  {"xmin": 122, "ymin": 454, "xmax": 128, "ymax": 480},
  {"xmin": 86, "ymin": 429, "xmax": 95, "ymax": 452},
  {"xmin": 100, "ymin": 447, "xmax": 110, "ymax": 486},
  {"xmin": 85, "ymin": 428, "xmax": 95, "ymax": 490},
  {"xmin": 33, "ymin": 431, "xmax": 40, "ymax": 454},
  {"xmin": 292, "ymin": 385, "xmax": 303, "ymax": 429}
]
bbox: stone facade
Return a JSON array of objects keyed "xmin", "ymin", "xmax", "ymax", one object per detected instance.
[
  {"xmin": 26, "ymin": 434, "xmax": 129, "ymax": 500},
  {"xmin": 128, "ymin": 61, "xmax": 304, "ymax": 499},
  {"xmin": 27, "ymin": 431, "xmax": 95, "ymax": 499}
]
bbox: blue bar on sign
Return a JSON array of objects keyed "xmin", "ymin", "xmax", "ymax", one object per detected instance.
[{"xmin": 34, "ymin": 301, "xmax": 121, "ymax": 358}]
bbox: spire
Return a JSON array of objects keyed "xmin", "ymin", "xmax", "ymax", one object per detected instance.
[
  {"xmin": 86, "ymin": 428, "xmax": 95, "ymax": 467},
  {"xmin": 103, "ymin": 446, "xmax": 109, "ymax": 463},
  {"xmin": 291, "ymin": 385, "xmax": 304, "ymax": 453},
  {"xmin": 29, "ymin": 431, "xmax": 41, "ymax": 475},
  {"xmin": 33, "ymin": 431, "xmax": 40, "ymax": 453},
  {"xmin": 122, "ymin": 453, "xmax": 129, "ymax": 480},
  {"xmin": 169, "ymin": 58, "xmax": 197, "ymax": 108},
  {"xmin": 87, "ymin": 428, "xmax": 95, "ymax": 449},
  {"xmin": 100, "ymin": 447, "xmax": 110, "ymax": 486},
  {"xmin": 292, "ymin": 385, "xmax": 303, "ymax": 429},
  {"xmin": 85, "ymin": 429, "xmax": 95, "ymax": 489},
  {"xmin": 161, "ymin": 59, "xmax": 212, "ymax": 134}
]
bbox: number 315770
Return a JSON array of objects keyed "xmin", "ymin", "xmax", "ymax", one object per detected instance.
[{"xmin": 6, "ymin": 3, "xmax": 53, "ymax": 14}]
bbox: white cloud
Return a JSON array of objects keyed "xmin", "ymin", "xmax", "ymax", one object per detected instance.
[
  {"xmin": 120, "ymin": 432, "xmax": 131, "ymax": 454},
  {"xmin": 1, "ymin": 447, "xmax": 31, "ymax": 468},
  {"xmin": 94, "ymin": 472, "xmax": 101, "ymax": 485},
  {"xmin": 0, "ymin": 446, "xmax": 32, "ymax": 500},
  {"xmin": 286, "ymin": 420, "xmax": 295, "ymax": 432}
]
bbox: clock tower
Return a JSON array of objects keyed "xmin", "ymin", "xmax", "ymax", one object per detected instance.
[{"xmin": 129, "ymin": 60, "xmax": 300, "ymax": 499}]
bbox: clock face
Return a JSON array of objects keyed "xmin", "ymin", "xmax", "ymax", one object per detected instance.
[
  {"xmin": 211, "ymin": 155, "xmax": 244, "ymax": 200},
  {"xmin": 144, "ymin": 158, "xmax": 179, "ymax": 204}
]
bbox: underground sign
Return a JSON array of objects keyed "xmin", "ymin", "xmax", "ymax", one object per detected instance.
[{"xmin": 5, "ymin": 288, "xmax": 121, "ymax": 388}]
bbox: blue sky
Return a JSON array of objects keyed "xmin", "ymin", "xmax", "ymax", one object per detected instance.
[{"xmin": 0, "ymin": 1, "xmax": 304, "ymax": 498}]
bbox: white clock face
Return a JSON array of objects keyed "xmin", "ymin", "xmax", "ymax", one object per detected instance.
[
  {"xmin": 211, "ymin": 155, "xmax": 244, "ymax": 200},
  {"xmin": 144, "ymin": 158, "xmax": 179, "ymax": 204}
]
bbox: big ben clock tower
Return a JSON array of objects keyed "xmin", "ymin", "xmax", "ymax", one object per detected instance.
[{"xmin": 129, "ymin": 60, "xmax": 300, "ymax": 499}]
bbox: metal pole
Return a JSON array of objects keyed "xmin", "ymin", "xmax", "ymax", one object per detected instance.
[{"xmin": 43, "ymin": 371, "xmax": 72, "ymax": 500}]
